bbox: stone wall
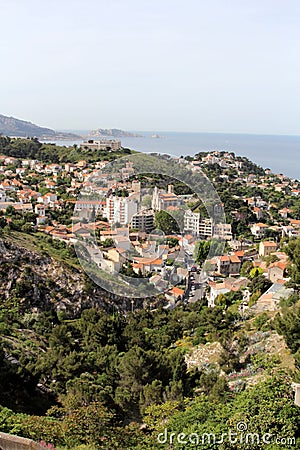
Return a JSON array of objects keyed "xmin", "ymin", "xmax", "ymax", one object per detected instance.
[{"xmin": 0, "ymin": 432, "xmax": 45, "ymax": 450}]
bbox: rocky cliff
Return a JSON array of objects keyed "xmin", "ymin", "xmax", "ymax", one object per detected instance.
[{"xmin": 0, "ymin": 238, "xmax": 142, "ymax": 317}]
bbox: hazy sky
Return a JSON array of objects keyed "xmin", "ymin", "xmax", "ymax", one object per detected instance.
[{"xmin": 1, "ymin": 0, "xmax": 300, "ymax": 134}]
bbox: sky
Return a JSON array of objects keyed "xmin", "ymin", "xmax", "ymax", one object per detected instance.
[{"xmin": 1, "ymin": 0, "xmax": 300, "ymax": 134}]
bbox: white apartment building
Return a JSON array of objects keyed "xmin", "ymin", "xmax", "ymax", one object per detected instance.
[
  {"xmin": 213, "ymin": 223, "xmax": 233, "ymax": 241},
  {"xmin": 199, "ymin": 218, "xmax": 214, "ymax": 238},
  {"xmin": 183, "ymin": 210, "xmax": 213, "ymax": 238},
  {"xmin": 105, "ymin": 196, "xmax": 138, "ymax": 225},
  {"xmin": 184, "ymin": 210, "xmax": 201, "ymax": 234}
]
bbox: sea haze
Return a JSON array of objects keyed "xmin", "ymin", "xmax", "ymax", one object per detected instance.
[{"xmin": 55, "ymin": 131, "xmax": 300, "ymax": 180}]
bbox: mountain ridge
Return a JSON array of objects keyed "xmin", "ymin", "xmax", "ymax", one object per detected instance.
[
  {"xmin": 0, "ymin": 114, "xmax": 81, "ymax": 140},
  {"xmin": 0, "ymin": 114, "xmax": 142, "ymax": 140}
]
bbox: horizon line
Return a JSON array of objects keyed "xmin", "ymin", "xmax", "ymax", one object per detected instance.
[{"xmin": 59, "ymin": 128, "xmax": 300, "ymax": 138}]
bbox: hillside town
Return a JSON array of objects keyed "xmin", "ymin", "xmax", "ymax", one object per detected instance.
[
  {"xmin": 0, "ymin": 142, "xmax": 299, "ymax": 312},
  {"xmin": 2, "ymin": 2, "xmax": 300, "ymax": 447}
]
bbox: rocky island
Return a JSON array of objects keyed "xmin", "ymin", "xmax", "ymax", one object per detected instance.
[{"xmin": 88, "ymin": 127, "xmax": 143, "ymax": 138}]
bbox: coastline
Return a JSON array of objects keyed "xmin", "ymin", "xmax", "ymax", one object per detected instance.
[{"xmin": 44, "ymin": 131, "xmax": 300, "ymax": 180}]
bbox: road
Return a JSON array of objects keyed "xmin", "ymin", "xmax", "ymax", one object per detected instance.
[{"xmin": 184, "ymin": 268, "xmax": 208, "ymax": 304}]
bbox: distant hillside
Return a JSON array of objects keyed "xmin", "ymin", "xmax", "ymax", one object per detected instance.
[
  {"xmin": 89, "ymin": 128, "xmax": 143, "ymax": 138},
  {"xmin": 0, "ymin": 114, "xmax": 81, "ymax": 140}
]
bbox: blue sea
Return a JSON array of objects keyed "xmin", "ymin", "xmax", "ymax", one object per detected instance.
[{"xmin": 53, "ymin": 131, "xmax": 300, "ymax": 180}]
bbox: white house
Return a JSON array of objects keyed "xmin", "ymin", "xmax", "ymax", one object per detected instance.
[{"xmin": 250, "ymin": 222, "xmax": 269, "ymax": 238}]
